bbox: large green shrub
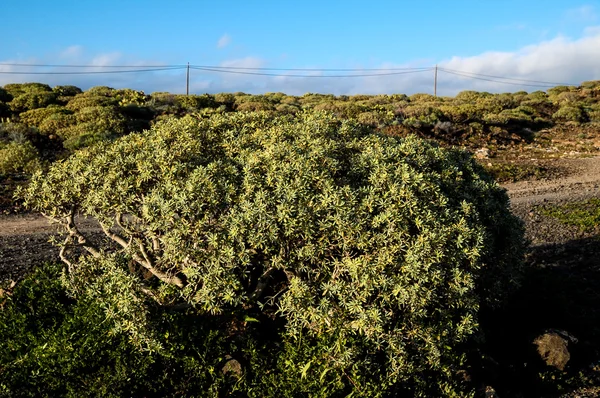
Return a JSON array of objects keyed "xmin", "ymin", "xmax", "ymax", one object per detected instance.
[
  {"xmin": 552, "ymin": 105, "xmax": 586, "ymax": 123},
  {"xmin": 19, "ymin": 106, "xmax": 72, "ymax": 129},
  {"xmin": 52, "ymin": 85, "xmax": 83, "ymax": 98},
  {"xmin": 3, "ymin": 83, "xmax": 52, "ymax": 98},
  {"xmin": 65, "ymin": 94, "xmax": 119, "ymax": 111},
  {"xmin": 9, "ymin": 92, "xmax": 58, "ymax": 113},
  {"xmin": 57, "ymin": 105, "xmax": 127, "ymax": 150},
  {"xmin": 38, "ymin": 112, "xmax": 77, "ymax": 136},
  {"xmin": 20, "ymin": 111, "xmax": 524, "ymax": 396},
  {"xmin": 0, "ymin": 141, "xmax": 40, "ymax": 175},
  {"xmin": 176, "ymin": 94, "xmax": 218, "ymax": 110}
]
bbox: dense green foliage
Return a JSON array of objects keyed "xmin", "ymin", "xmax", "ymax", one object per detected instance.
[
  {"xmin": 0, "ymin": 263, "xmax": 291, "ymax": 397},
  {"xmin": 19, "ymin": 111, "xmax": 525, "ymax": 396},
  {"xmin": 1, "ymin": 80, "xmax": 600, "ymax": 186}
]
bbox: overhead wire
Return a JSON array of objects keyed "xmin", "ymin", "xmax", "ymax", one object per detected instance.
[
  {"xmin": 0, "ymin": 62, "xmax": 587, "ymax": 87},
  {"xmin": 438, "ymin": 68, "xmax": 577, "ymax": 87},
  {"xmin": 0, "ymin": 63, "xmax": 184, "ymax": 68},
  {"xmin": 439, "ymin": 67, "xmax": 575, "ymax": 86},
  {"xmin": 190, "ymin": 66, "xmax": 433, "ymax": 78},
  {"xmin": 0, "ymin": 67, "xmax": 185, "ymax": 75},
  {"xmin": 0, "ymin": 62, "xmax": 435, "ymax": 72}
]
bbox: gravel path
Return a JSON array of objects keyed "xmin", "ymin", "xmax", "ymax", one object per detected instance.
[{"xmin": 504, "ymin": 156, "xmax": 600, "ymax": 206}]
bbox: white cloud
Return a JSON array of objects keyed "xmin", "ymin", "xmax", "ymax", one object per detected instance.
[
  {"xmin": 217, "ymin": 34, "xmax": 231, "ymax": 49},
  {"xmin": 3, "ymin": 31, "xmax": 600, "ymax": 96},
  {"xmin": 435, "ymin": 30, "xmax": 600, "ymax": 94},
  {"xmin": 194, "ymin": 30, "xmax": 600, "ymax": 95}
]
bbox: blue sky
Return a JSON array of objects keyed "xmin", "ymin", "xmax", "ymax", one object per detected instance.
[{"xmin": 1, "ymin": 0, "xmax": 600, "ymax": 95}]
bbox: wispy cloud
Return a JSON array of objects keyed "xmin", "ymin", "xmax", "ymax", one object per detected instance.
[
  {"xmin": 565, "ymin": 5, "xmax": 597, "ymax": 22},
  {"xmin": 90, "ymin": 52, "xmax": 122, "ymax": 67},
  {"xmin": 59, "ymin": 45, "xmax": 84, "ymax": 59},
  {"xmin": 217, "ymin": 34, "xmax": 231, "ymax": 49}
]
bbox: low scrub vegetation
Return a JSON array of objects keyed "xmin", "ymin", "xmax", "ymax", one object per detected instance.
[
  {"xmin": 1, "ymin": 80, "xmax": 600, "ymax": 190},
  {"xmin": 541, "ymin": 198, "xmax": 600, "ymax": 233}
]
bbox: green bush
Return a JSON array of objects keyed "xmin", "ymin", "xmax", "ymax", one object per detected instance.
[
  {"xmin": 85, "ymin": 86, "xmax": 116, "ymax": 97},
  {"xmin": 57, "ymin": 106, "xmax": 126, "ymax": 146},
  {"xmin": 587, "ymin": 104, "xmax": 600, "ymax": 122},
  {"xmin": 236, "ymin": 101, "xmax": 276, "ymax": 112},
  {"xmin": 0, "ymin": 122, "xmax": 35, "ymax": 144},
  {"xmin": 3, "ymin": 83, "xmax": 52, "ymax": 98},
  {"xmin": 355, "ymin": 110, "xmax": 395, "ymax": 127},
  {"xmin": 52, "ymin": 85, "xmax": 83, "ymax": 97},
  {"xmin": 9, "ymin": 92, "xmax": 58, "ymax": 113},
  {"xmin": 552, "ymin": 106, "xmax": 586, "ymax": 123},
  {"xmin": 213, "ymin": 93, "xmax": 236, "ymax": 107},
  {"xmin": 0, "ymin": 141, "xmax": 40, "ymax": 175},
  {"xmin": 21, "ymin": 111, "xmax": 525, "ymax": 396},
  {"xmin": 454, "ymin": 90, "xmax": 492, "ymax": 104},
  {"xmin": 440, "ymin": 104, "xmax": 481, "ymax": 124},
  {"xmin": 61, "ymin": 130, "xmax": 116, "ymax": 151},
  {"xmin": 38, "ymin": 112, "xmax": 77, "ymax": 136},
  {"xmin": 19, "ymin": 106, "xmax": 72, "ymax": 129},
  {"xmin": 115, "ymin": 89, "xmax": 148, "ymax": 106},
  {"xmin": 547, "ymin": 85, "xmax": 576, "ymax": 98},
  {"xmin": 176, "ymin": 94, "xmax": 218, "ymax": 110},
  {"xmin": 65, "ymin": 94, "xmax": 119, "ymax": 111},
  {"xmin": 275, "ymin": 103, "xmax": 300, "ymax": 114},
  {"xmin": 403, "ymin": 104, "xmax": 444, "ymax": 125}
]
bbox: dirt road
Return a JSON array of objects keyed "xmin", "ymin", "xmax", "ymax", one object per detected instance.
[{"xmin": 504, "ymin": 155, "xmax": 600, "ymax": 206}]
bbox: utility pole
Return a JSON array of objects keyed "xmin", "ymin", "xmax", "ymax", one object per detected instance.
[
  {"xmin": 186, "ymin": 62, "xmax": 190, "ymax": 96},
  {"xmin": 434, "ymin": 65, "xmax": 438, "ymax": 97}
]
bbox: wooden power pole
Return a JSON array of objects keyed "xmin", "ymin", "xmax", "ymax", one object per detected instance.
[
  {"xmin": 434, "ymin": 65, "xmax": 438, "ymax": 97},
  {"xmin": 186, "ymin": 62, "xmax": 190, "ymax": 96}
]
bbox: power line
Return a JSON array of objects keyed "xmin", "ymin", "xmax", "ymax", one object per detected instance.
[
  {"xmin": 438, "ymin": 68, "xmax": 578, "ymax": 88},
  {"xmin": 0, "ymin": 67, "xmax": 185, "ymax": 75},
  {"xmin": 0, "ymin": 62, "xmax": 584, "ymax": 86},
  {"xmin": 0, "ymin": 63, "xmax": 185, "ymax": 68},
  {"xmin": 0, "ymin": 62, "xmax": 435, "ymax": 72},
  {"xmin": 0, "ymin": 62, "xmax": 589, "ymax": 95},
  {"xmin": 190, "ymin": 66, "xmax": 433, "ymax": 78},
  {"xmin": 439, "ymin": 67, "xmax": 575, "ymax": 86},
  {"xmin": 191, "ymin": 65, "xmax": 431, "ymax": 72}
]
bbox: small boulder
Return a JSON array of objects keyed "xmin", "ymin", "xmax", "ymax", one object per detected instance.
[
  {"xmin": 475, "ymin": 148, "xmax": 490, "ymax": 159},
  {"xmin": 533, "ymin": 330, "xmax": 578, "ymax": 371},
  {"xmin": 221, "ymin": 355, "xmax": 243, "ymax": 377},
  {"xmin": 484, "ymin": 385, "xmax": 500, "ymax": 398}
]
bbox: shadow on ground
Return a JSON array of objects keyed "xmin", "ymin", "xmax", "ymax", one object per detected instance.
[{"xmin": 477, "ymin": 236, "xmax": 600, "ymax": 397}]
